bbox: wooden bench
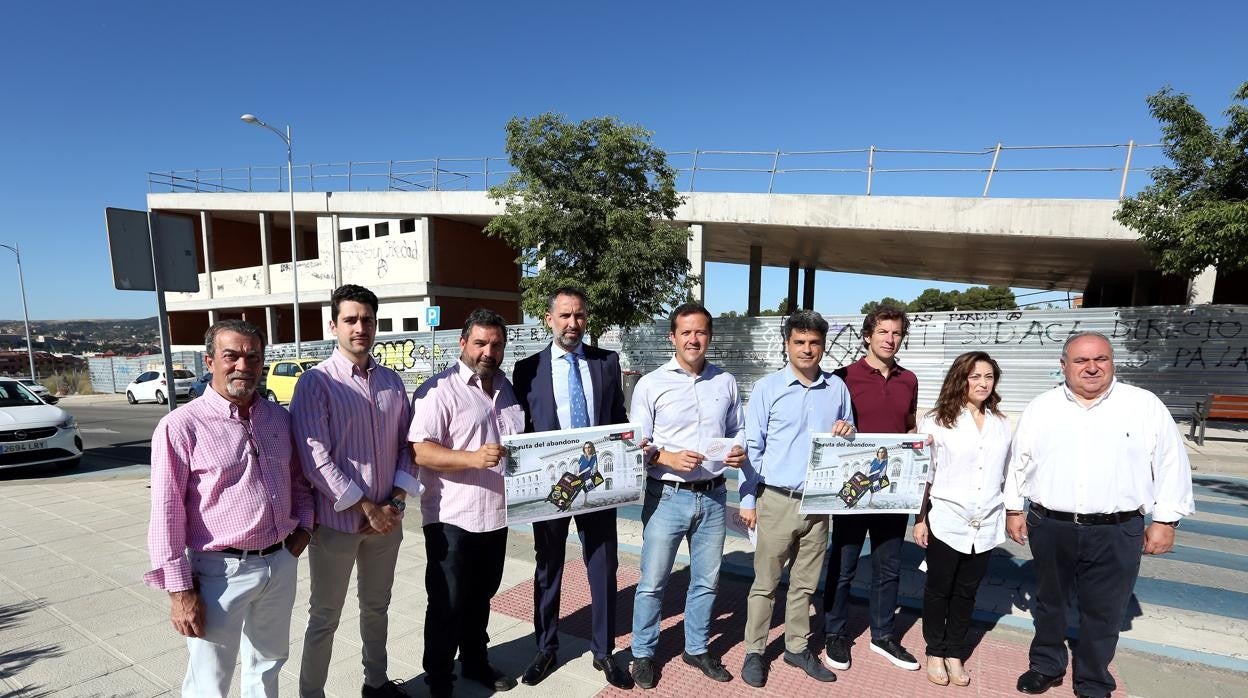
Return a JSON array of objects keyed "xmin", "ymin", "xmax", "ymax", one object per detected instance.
[{"xmin": 1189, "ymin": 394, "xmax": 1248, "ymax": 445}]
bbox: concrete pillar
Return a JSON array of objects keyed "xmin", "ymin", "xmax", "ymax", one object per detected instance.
[
  {"xmin": 207, "ymin": 309, "xmax": 219, "ymax": 326},
  {"xmin": 264, "ymin": 306, "xmax": 277, "ymax": 344},
  {"xmin": 687, "ymin": 224, "xmax": 705, "ymax": 302},
  {"xmin": 259, "ymin": 212, "xmax": 272, "ymax": 294},
  {"xmin": 1190, "ymin": 265, "xmax": 1217, "ymax": 304},
  {"xmin": 331, "ymin": 213, "xmax": 343, "ymax": 288},
  {"xmin": 200, "ymin": 211, "xmax": 215, "ymax": 299},
  {"xmin": 786, "ymin": 260, "xmax": 799, "ymax": 314},
  {"xmin": 747, "ymin": 245, "xmax": 762, "ymax": 316},
  {"xmin": 803, "ymin": 265, "xmax": 816, "ymax": 310},
  {"xmin": 420, "ymin": 216, "xmax": 435, "ymax": 285}
]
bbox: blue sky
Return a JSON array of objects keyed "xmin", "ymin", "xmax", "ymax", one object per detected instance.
[{"xmin": 1, "ymin": 1, "xmax": 1244, "ymax": 321}]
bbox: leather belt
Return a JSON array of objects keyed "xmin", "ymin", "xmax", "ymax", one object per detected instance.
[
  {"xmin": 1032, "ymin": 503, "xmax": 1142, "ymax": 526},
  {"xmin": 760, "ymin": 483, "xmax": 803, "ymax": 500},
  {"xmin": 219, "ymin": 541, "xmax": 285, "ymax": 557},
  {"xmin": 655, "ymin": 475, "xmax": 726, "ymax": 492}
]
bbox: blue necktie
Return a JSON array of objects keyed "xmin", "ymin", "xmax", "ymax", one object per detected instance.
[{"xmin": 565, "ymin": 353, "xmax": 589, "ymax": 428}]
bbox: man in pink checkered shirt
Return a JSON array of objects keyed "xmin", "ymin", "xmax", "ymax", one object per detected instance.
[
  {"xmin": 293, "ymin": 284, "xmax": 420, "ymax": 698},
  {"xmin": 144, "ymin": 319, "xmax": 314, "ymax": 697}
]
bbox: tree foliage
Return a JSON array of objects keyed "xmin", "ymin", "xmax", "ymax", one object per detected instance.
[
  {"xmin": 1115, "ymin": 82, "xmax": 1248, "ymax": 277},
  {"xmin": 861, "ymin": 286, "xmax": 1017, "ymax": 313},
  {"xmin": 484, "ymin": 113, "xmax": 696, "ymax": 342},
  {"xmin": 860, "ymin": 297, "xmax": 907, "ymax": 314}
]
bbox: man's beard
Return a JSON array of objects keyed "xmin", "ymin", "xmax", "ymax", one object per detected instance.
[
  {"xmin": 466, "ymin": 356, "xmax": 498, "ymax": 380},
  {"xmin": 224, "ymin": 372, "xmax": 257, "ymax": 399}
]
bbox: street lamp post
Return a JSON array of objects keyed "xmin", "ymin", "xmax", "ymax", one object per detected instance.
[
  {"xmin": 1, "ymin": 243, "xmax": 37, "ymax": 381},
  {"xmin": 240, "ymin": 113, "xmax": 302, "ymax": 358}
]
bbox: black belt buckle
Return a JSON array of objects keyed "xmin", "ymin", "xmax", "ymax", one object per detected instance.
[
  {"xmin": 221, "ymin": 541, "xmax": 284, "ymax": 557},
  {"xmin": 762, "ymin": 483, "xmax": 802, "ymax": 500}
]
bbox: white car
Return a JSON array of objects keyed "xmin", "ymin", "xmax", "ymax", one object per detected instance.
[
  {"xmin": 125, "ymin": 369, "xmax": 196, "ymax": 405},
  {"xmin": 0, "ymin": 378, "xmax": 83, "ymax": 471},
  {"xmin": 18, "ymin": 379, "xmax": 50, "ymax": 400}
]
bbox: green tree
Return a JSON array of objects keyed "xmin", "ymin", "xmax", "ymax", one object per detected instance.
[
  {"xmin": 1115, "ymin": 82, "xmax": 1248, "ymax": 276},
  {"xmin": 956, "ymin": 285, "xmax": 1017, "ymax": 310},
  {"xmin": 860, "ymin": 297, "xmax": 907, "ymax": 314},
  {"xmin": 907, "ymin": 288, "xmax": 951, "ymax": 312},
  {"xmin": 485, "ymin": 113, "xmax": 696, "ymax": 343}
]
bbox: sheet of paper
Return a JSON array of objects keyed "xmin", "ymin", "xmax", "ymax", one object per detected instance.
[{"xmin": 702, "ymin": 437, "xmax": 737, "ymax": 461}]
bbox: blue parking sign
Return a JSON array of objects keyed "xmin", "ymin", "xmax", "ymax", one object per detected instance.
[{"xmin": 426, "ymin": 305, "xmax": 441, "ymax": 328}]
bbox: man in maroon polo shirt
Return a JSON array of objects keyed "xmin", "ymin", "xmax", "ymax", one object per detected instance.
[{"xmin": 821, "ymin": 305, "xmax": 922, "ymax": 674}]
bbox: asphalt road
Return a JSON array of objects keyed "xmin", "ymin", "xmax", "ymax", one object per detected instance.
[{"xmin": 0, "ymin": 397, "xmax": 165, "ymax": 483}]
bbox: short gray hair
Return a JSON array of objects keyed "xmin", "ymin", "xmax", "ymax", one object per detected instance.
[
  {"xmin": 1061, "ymin": 331, "xmax": 1113, "ymax": 360},
  {"xmin": 204, "ymin": 319, "xmax": 266, "ymax": 356}
]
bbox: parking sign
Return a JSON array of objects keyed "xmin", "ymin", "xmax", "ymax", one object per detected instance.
[{"xmin": 426, "ymin": 305, "xmax": 441, "ymax": 329}]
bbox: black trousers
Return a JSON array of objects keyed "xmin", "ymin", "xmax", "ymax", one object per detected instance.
[
  {"xmin": 823, "ymin": 512, "xmax": 909, "ymax": 640},
  {"xmin": 532, "ymin": 508, "xmax": 618, "ymax": 659},
  {"xmin": 1027, "ymin": 507, "xmax": 1143, "ymax": 697},
  {"xmin": 921, "ymin": 532, "xmax": 992, "ymax": 658},
  {"xmin": 422, "ymin": 523, "xmax": 508, "ymax": 687}
]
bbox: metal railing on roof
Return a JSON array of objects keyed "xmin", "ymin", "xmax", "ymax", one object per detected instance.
[{"xmin": 147, "ymin": 141, "xmax": 1165, "ymax": 199}]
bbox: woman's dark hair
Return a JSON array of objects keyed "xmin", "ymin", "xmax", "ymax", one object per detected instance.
[{"xmin": 929, "ymin": 351, "xmax": 1003, "ymax": 428}]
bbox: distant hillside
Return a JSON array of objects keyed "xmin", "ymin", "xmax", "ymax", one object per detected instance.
[{"xmin": 0, "ymin": 317, "xmax": 160, "ymax": 354}]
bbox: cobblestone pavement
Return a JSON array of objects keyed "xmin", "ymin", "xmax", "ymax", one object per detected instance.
[{"xmin": 1, "ymin": 453, "xmax": 1246, "ymax": 696}]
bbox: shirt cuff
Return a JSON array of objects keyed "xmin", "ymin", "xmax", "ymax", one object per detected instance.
[
  {"xmin": 334, "ymin": 481, "xmax": 365, "ymax": 512},
  {"xmin": 1004, "ymin": 494, "xmax": 1026, "ymax": 511},
  {"xmin": 739, "ymin": 493, "xmax": 756, "ymax": 510},
  {"xmin": 144, "ymin": 560, "xmax": 192, "ymax": 593},
  {"xmin": 393, "ymin": 470, "xmax": 422, "ymax": 497},
  {"xmin": 1151, "ymin": 505, "xmax": 1188, "ymax": 522}
]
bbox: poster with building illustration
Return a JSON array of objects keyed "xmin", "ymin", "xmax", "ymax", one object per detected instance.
[
  {"xmin": 799, "ymin": 434, "xmax": 929, "ymax": 515},
  {"xmin": 503, "ymin": 424, "xmax": 646, "ymax": 525}
]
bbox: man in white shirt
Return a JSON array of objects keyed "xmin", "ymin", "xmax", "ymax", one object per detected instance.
[
  {"xmin": 628, "ymin": 303, "xmax": 746, "ymax": 689},
  {"xmin": 1005, "ymin": 331, "xmax": 1194, "ymax": 698}
]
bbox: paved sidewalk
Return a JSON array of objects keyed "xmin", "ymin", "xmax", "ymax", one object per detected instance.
[{"xmin": 1, "ymin": 469, "xmax": 1246, "ymax": 696}]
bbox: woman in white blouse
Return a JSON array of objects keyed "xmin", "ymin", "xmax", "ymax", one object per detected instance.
[{"xmin": 913, "ymin": 351, "xmax": 1011, "ymax": 687}]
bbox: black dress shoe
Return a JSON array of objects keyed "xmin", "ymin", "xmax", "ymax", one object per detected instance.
[
  {"xmin": 632, "ymin": 657, "xmax": 657, "ymax": 689},
  {"xmin": 1017, "ymin": 669, "xmax": 1063, "ymax": 694},
  {"xmin": 682, "ymin": 651, "xmax": 732, "ymax": 682},
  {"xmin": 594, "ymin": 654, "xmax": 636, "ymax": 690},
  {"xmin": 462, "ymin": 662, "xmax": 517, "ymax": 692},
  {"xmin": 522, "ymin": 651, "xmax": 557, "ymax": 686}
]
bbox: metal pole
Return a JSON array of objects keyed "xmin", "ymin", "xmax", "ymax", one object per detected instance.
[
  {"xmin": 982, "ymin": 142, "xmax": 1003, "ymax": 197},
  {"xmin": 1119, "ymin": 139, "xmax": 1135, "ymax": 199},
  {"xmin": 287, "ymin": 125, "xmax": 302, "ymax": 359},
  {"xmin": 146, "ymin": 213, "xmax": 179, "ymax": 413},
  {"xmin": 768, "ymin": 150, "xmax": 780, "ymax": 193},
  {"xmin": 688, "ymin": 149, "xmax": 700, "ymax": 192},
  {"xmin": 1, "ymin": 244, "xmax": 36, "ymax": 381}
]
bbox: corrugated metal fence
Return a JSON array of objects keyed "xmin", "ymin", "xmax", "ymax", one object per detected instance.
[
  {"xmin": 88, "ymin": 352, "xmax": 205, "ymax": 395},
  {"xmin": 97, "ymin": 305, "xmax": 1248, "ymax": 417}
]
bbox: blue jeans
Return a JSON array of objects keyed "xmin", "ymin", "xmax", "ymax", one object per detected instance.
[{"xmin": 630, "ymin": 478, "xmax": 727, "ymax": 658}]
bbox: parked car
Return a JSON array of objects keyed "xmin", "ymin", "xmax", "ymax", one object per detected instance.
[
  {"xmin": 187, "ymin": 372, "xmax": 212, "ymax": 399},
  {"xmin": 263, "ymin": 359, "xmax": 320, "ymax": 404},
  {"xmin": 18, "ymin": 379, "xmax": 49, "ymax": 399},
  {"xmin": 125, "ymin": 369, "xmax": 196, "ymax": 404},
  {"xmin": 0, "ymin": 378, "xmax": 83, "ymax": 471}
]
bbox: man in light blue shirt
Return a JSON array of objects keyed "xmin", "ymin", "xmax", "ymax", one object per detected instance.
[
  {"xmin": 628, "ymin": 302, "xmax": 746, "ymax": 689},
  {"xmin": 738, "ymin": 310, "xmax": 854, "ymax": 688}
]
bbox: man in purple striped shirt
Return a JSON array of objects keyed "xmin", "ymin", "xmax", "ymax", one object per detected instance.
[
  {"xmin": 292, "ymin": 285, "xmax": 419, "ymax": 698},
  {"xmin": 145, "ymin": 319, "xmax": 313, "ymax": 697},
  {"xmin": 409, "ymin": 308, "xmax": 526, "ymax": 698}
]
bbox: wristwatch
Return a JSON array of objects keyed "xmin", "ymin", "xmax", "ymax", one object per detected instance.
[
  {"xmin": 1155, "ymin": 520, "xmax": 1179, "ymax": 528},
  {"xmin": 388, "ymin": 497, "xmax": 406, "ymax": 512}
]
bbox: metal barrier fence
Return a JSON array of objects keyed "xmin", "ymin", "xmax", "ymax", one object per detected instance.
[
  {"xmin": 88, "ymin": 352, "xmax": 205, "ymax": 396},
  {"xmin": 255, "ymin": 305, "xmax": 1247, "ymax": 418},
  {"xmin": 147, "ymin": 141, "xmax": 1166, "ymax": 200}
]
